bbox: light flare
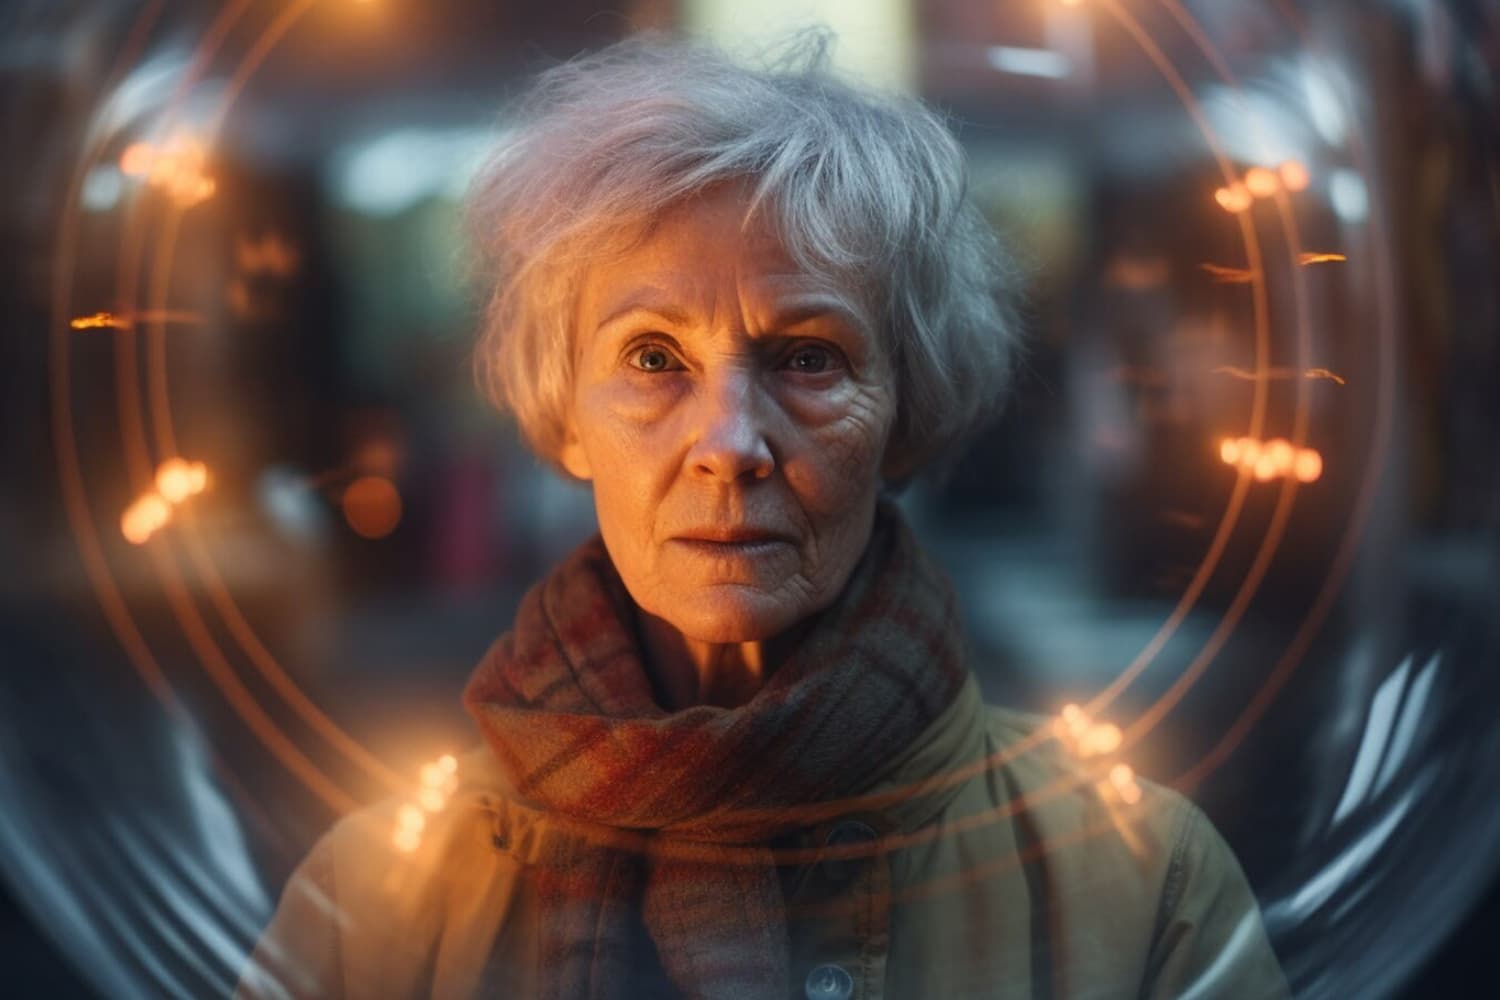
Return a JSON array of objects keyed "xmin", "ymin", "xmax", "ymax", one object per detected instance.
[
  {"xmin": 70, "ymin": 312, "xmax": 129, "ymax": 330},
  {"xmin": 121, "ymin": 494, "xmax": 172, "ymax": 545},
  {"xmin": 155, "ymin": 458, "xmax": 209, "ymax": 503},
  {"xmin": 1214, "ymin": 183, "xmax": 1252, "ymax": 213},
  {"xmin": 1200, "ymin": 262, "xmax": 1255, "ymax": 284},
  {"xmin": 1278, "ymin": 160, "xmax": 1311, "ymax": 192},
  {"xmin": 118, "ymin": 135, "xmax": 217, "ymax": 207},
  {"xmin": 1298, "ymin": 252, "xmax": 1347, "ymax": 265},
  {"xmin": 342, "ymin": 475, "xmax": 402, "ymax": 539},
  {"xmin": 1054, "ymin": 705, "xmax": 1126, "ymax": 760},
  {"xmin": 1108, "ymin": 764, "xmax": 1143, "ymax": 805},
  {"xmin": 1212, "ymin": 365, "xmax": 1347, "ymax": 385},
  {"xmin": 1244, "ymin": 167, "xmax": 1279, "ymax": 198},
  {"xmin": 1219, "ymin": 437, "xmax": 1324, "ymax": 483},
  {"xmin": 390, "ymin": 755, "xmax": 461, "ymax": 853}
]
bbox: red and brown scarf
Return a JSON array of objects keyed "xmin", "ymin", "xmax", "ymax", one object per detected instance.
[{"xmin": 462, "ymin": 501, "xmax": 967, "ymax": 999}]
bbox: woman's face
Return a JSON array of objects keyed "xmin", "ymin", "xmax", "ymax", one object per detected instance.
[{"xmin": 561, "ymin": 185, "xmax": 900, "ymax": 644}]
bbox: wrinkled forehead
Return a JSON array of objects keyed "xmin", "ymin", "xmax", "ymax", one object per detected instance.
[{"xmin": 570, "ymin": 181, "xmax": 882, "ymax": 338}]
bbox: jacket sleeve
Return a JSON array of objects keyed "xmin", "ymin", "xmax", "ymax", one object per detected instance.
[
  {"xmin": 234, "ymin": 836, "xmax": 344, "ymax": 1000},
  {"xmin": 1140, "ymin": 800, "xmax": 1291, "ymax": 1000}
]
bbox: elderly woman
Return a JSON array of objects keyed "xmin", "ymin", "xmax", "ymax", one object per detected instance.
[{"xmin": 240, "ymin": 32, "xmax": 1288, "ymax": 1000}]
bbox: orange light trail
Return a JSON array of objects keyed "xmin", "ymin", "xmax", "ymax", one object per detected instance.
[
  {"xmin": 70, "ymin": 308, "xmax": 201, "ymax": 331},
  {"xmin": 1199, "ymin": 262, "xmax": 1255, "ymax": 283},
  {"xmin": 71, "ymin": 312, "xmax": 127, "ymax": 330},
  {"xmin": 1212, "ymin": 365, "xmax": 1347, "ymax": 385},
  {"xmin": 1299, "ymin": 252, "xmax": 1347, "ymax": 265}
]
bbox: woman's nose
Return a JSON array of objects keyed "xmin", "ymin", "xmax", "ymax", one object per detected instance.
[{"xmin": 686, "ymin": 371, "xmax": 775, "ymax": 483}]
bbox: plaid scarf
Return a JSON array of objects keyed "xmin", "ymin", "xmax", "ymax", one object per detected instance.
[{"xmin": 462, "ymin": 501, "xmax": 967, "ymax": 999}]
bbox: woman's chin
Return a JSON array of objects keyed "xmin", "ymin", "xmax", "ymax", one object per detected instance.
[{"xmin": 653, "ymin": 587, "xmax": 806, "ymax": 645}]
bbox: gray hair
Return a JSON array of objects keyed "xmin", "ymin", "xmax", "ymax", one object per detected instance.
[{"xmin": 465, "ymin": 29, "xmax": 1019, "ymax": 480}]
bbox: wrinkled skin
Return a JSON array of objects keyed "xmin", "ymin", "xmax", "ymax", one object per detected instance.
[{"xmin": 560, "ymin": 185, "xmax": 901, "ymax": 706}]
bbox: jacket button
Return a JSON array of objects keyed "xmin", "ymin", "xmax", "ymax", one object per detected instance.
[
  {"xmin": 804, "ymin": 963, "xmax": 854, "ymax": 1000},
  {"xmin": 821, "ymin": 820, "xmax": 878, "ymax": 882}
]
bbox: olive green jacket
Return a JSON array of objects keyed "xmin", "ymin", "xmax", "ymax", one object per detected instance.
[{"xmin": 238, "ymin": 678, "xmax": 1289, "ymax": 999}]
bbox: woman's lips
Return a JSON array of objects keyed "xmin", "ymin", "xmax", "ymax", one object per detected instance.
[{"xmin": 668, "ymin": 536, "xmax": 794, "ymax": 560}]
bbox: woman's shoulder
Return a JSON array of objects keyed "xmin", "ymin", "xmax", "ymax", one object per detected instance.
[{"xmin": 974, "ymin": 703, "xmax": 1289, "ymax": 998}]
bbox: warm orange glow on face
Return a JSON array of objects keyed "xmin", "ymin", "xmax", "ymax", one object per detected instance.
[
  {"xmin": 1244, "ymin": 167, "xmax": 1279, "ymax": 198},
  {"xmin": 1214, "ymin": 183, "xmax": 1252, "ymax": 213},
  {"xmin": 1278, "ymin": 160, "xmax": 1310, "ymax": 192},
  {"xmin": 342, "ymin": 475, "xmax": 401, "ymax": 539},
  {"xmin": 121, "ymin": 494, "xmax": 172, "ymax": 545}
]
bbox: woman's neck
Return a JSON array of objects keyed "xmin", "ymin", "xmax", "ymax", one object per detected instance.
[{"xmin": 636, "ymin": 610, "xmax": 806, "ymax": 710}]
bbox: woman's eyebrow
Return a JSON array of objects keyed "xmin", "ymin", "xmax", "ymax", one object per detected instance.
[
  {"xmin": 594, "ymin": 298, "xmax": 693, "ymax": 334},
  {"xmin": 761, "ymin": 299, "xmax": 868, "ymax": 335}
]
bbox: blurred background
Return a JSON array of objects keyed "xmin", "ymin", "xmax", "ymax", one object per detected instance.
[{"xmin": 2, "ymin": 0, "xmax": 1497, "ymax": 996}]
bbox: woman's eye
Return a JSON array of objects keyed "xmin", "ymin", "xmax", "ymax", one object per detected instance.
[
  {"xmin": 628, "ymin": 344, "xmax": 681, "ymax": 372},
  {"xmin": 784, "ymin": 344, "xmax": 839, "ymax": 375}
]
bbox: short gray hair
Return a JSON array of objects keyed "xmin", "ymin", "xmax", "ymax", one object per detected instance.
[{"xmin": 465, "ymin": 29, "xmax": 1018, "ymax": 479}]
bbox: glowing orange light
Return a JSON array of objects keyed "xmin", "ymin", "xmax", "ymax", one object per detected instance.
[
  {"xmin": 418, "ymin": 787, "xmax": 446, "ymax": 812},
  {"xmin": 1056, "ymin": 703, "xmax": 1091, "ymax": 740},
  {"xmin": 1298, "ymin": 252, "xmax": 1347, "ymax": 265},
  {"xmin": 1080, "ymin": 723, "xmax": 1123, "ymax": 757},
  {"xmin": 237, "ymin": 233, "xmax": 302, "ymax": 278},
  {"xmin": 1253, "ymin": 454, "xmax": 1278, "ymax": 481},
  {"xmin": 70, "ymin": 311, "xmax": 128, "ymax": 330},
  {"xmin": 438, "ymin": 754, "xmax": 458, "ymax": 774},
  {"xmin": 119, "ymin": 136, "xmax": 216, "ymax": 207},
  {"xmin": 1219, "ymin": 438, "xmax": 1240, "ymax": 465},
  {"xmin": 155, "ymin": 458, "xmax": 196, "ymax": 503},
  {"xmin": 393, "ymin": 828, "xmax": 421, "ymax": 853},
  {"xmin": 1294, "ymin": 448, "xmax": 1324, "ymax": 483},
  {"xmin": 342, "ymin": 475, "xmax": 401, "ymax": 539},
  {"xmin": 1109, "ymin": 764, "xmax": 1142, "ymax": 805},
  {"xmin": 1266, "ymin": 438, "xmax": 1295, "ymax": 474},
  {"xmin": 120, "ymin": 142, "xmax": 155, "ymax": 177},
  {"xmin": 1060, "ymin": 0, "xmax": 1083, "ymax": 7},
  {"xmin": 121, "ymin": 494, "xmax": 172, "ymax": 545},
  {"xmin": 1199, "ymin": 262, "xmax": 1255, "ymax": 284},
  {"xmin": 1278, "ymin": 160, "xmax": 1310, "ymax": 192},
  {"xmin": 1244, "ymin": 167, "xmax": 1279, "ymax": 198},
  {"xmin": 1237, "ymin": 438, "xmax": 1261, "ymax": 467},
  {"xmin": 397, "ymin": 804, "xmax": 426, "ymax": 833},
  {"xmin": 1214, "ymin": 184, "xmax": 1252, "ymax": 213}
]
